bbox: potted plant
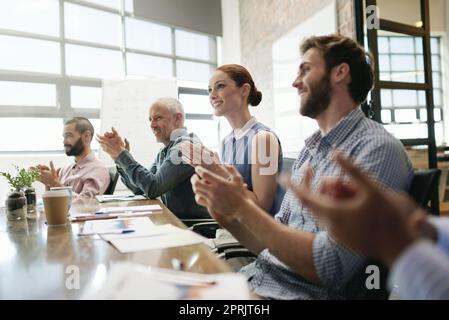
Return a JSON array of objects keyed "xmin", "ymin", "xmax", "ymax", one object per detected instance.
[{"xmin": 0, "ymin": 165, "xmax": 40, "ymax": 220}]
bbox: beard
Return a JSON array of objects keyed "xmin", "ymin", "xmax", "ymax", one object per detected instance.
[
  {"xmin": 300, "ymin": 74, "xmax": 332, "ymax": 119},
  {"xmin": 65, "ymin": 137, "xmax": 85, "ymax": 156}
]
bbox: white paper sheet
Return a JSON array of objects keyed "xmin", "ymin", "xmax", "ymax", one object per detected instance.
[
  {"xmin": 101, "ymin": 223, "xmax": 181, "ymax": 241},
  {"xmin": 81, "ymin": 262, "xmax": 252, "ymax": 300},
  {"xmin": 79, "ymin": 217, "xmax": 154, "ymax": 236},
  {"xmin": 109, "ymin": 229, "xmax": 208, "ymax": 253}
]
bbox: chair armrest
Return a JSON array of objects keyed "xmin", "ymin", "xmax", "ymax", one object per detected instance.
[
  {"xmin": 215, "ymin": 242, "xmax": 245, "ymax": 253},
  {"xmin": 181, "ymin": 218, "xmax": 216, "ymax": 228},
  {"xmin": 189, "ymin": 221, "xmax": 220, "ymax": 239},
  {"xmin": 217, "ymin": 248, "xmax": 257, "ymax": 260}
]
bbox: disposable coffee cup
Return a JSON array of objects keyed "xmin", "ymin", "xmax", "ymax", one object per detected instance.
[
  {"xmin": 50, "ymin": 186, "xmax": 73, "ymax": 216},
  {"xmin": 43, "ymin": 190, "xmax": 70, "ymax": 226}
]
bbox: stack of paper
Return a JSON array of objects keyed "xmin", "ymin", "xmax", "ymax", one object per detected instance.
[
  {"xmin": 71, "ymin": 204, "xmax": 162, "ymax": 222},
  {"xmin": 81, "ymin": 262, "xmax": 252, "ymax": 300},
  {"xmin": 78, "ymin": 217, "xmax": 154, "ymax": 237}
]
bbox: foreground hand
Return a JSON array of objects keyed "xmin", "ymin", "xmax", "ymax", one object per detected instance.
[
  {"xmin": 96, "ymin": 127, "xmax": 127, "ymax": 160},
  {"xmin": 191, "ymin": 165, "xmax": 251, "ymax": 226},
  {"xmin": 283, "ymin": 152, "xmax": 422, "ymax": 266}
]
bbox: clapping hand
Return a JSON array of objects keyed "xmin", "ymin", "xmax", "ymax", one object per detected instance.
[
  {"xmin": 191, "ymin": 165, "xmax": 252, "ymax": 226},
  {"xmin": 96, "ymin": 127, "xmax": 129, "ymax": 160},
  {"xmin": 31, "ymin": 161, "xmax": 61, "ymax": 189}
]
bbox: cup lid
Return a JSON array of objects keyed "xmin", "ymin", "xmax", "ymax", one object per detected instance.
[
  {"xmin": 50, "ymin": 186, "xmax": 73, "ymax": 191},
  {"xmin": 42, "ymin": 190, "xmax": 70, "ymax": 198}
]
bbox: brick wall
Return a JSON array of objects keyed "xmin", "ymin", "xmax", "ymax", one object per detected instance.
[
  {"xmin": 238, "ymin": 0, "xmax": 355, "ymax": 126},
  {"xmin": 337, "ymin": 0, "xmax": 355, "ymax": 37}
]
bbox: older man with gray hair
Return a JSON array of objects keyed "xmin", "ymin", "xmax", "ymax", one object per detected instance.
[{"xmin": 97, "ymin": 97, "xmax": 210, "ymax": 219}]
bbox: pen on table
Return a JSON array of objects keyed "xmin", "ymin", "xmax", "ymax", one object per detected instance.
[
  {"xmin": 71, "ymin": 215, "xmax": 118, "ymax": 222},
  {"xmin": 95, "ymin": 211, "xmax": 109, "ymax": 215},
  {"xmin": 78, "ymin": 229, "xmax": 135, "ymax": 236}
]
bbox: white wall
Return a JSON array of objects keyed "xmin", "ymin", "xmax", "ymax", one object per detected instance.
[
  {"xmin": 217, "ymin": 0, "xmax": 242, "ymax": 140},
  {"xmin": 220, "ymin": 0, "xmax": 241, "ymax": 65},
  {"xmin": 272, "ymin": 1, "xmax": 337, "ymax": 156}
]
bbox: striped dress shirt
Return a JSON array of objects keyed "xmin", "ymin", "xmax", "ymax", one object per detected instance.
[{"xmin": 240, "ymin": 107, "xmax": 414, "ymax": 299}]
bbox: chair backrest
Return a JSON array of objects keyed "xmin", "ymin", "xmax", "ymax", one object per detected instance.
[
  {"xmin": 408, "ymin": 168, "xmax": 441, "ymax": 208},
  {"xmin": 103, "ymin": 166, "xmax": 119, "ymax": 195}
]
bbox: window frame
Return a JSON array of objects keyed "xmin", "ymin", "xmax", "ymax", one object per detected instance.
[
  {"xmin": 377, "ymin": 35, "xmax": 443, "ymax": 140},
  {"xmin": 0, "ymin": 0, "xmax": 218, "ymax": 153}
]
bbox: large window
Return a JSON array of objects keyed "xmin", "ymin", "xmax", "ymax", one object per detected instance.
[
  {"xmin": 0, "ymin": 0, "xmax": 218, "ymax": 152},
  {"xmin": 377, "ymin": 35, "xmax": 444, "ymax": 143}
]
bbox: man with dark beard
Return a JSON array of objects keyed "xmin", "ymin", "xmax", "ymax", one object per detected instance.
[
  {"xmin": 190, "ymin": 35, "xmax": 413, "ymax": 299},
  {"xmin": 33, "ymin": 117, "xmax": 109, "ymax": 198}
]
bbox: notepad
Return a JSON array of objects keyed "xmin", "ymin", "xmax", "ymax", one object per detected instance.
[
  {"xmin": 101, "ymin": 223, "xmax": 181, "ymax": 241},
  {"xmin": 79, "ymin": 217, "xmax": 154, "ymax": 236},
  {"xmin": 109, "ymin": 229, "xmax": 208, "ymax": 253}
]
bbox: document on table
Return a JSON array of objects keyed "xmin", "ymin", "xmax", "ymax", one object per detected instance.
[
  {"xmin": 71, "ymin": 204, "xmax": 163, "ymax": 222},
  {"xmin": 95, "ymin": 194, "xmax": 148, "ymax": 203},
  {"xmin": 101, "ymin": 223, "xmax": 181, "ymax": 241},
  {"xmin": 81, "ymin": 262, "xmax": 252, "ymax": 300},
  {"xmin": 71, "ymin": 211, "xmax": 156, "ymax": 222},
  {"xmin": 109, "ymin": 228, "xmax": 208, "ymax": 253},
  {"xmin": 78, "ymin": 217, "xmax": 154, "ymax": 236}
]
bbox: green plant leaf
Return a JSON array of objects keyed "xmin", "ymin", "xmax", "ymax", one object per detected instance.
[{"xmin": 0, "ymin": 165, "xmax": 41, "ymax": 191}]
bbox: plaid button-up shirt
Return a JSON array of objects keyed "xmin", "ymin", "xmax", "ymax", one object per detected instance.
[{"xmin": 240, "ymin": 108, "xmax": 414, "ymax": 300}]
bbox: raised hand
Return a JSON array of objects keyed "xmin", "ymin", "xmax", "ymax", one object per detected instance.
[
  {"xmin": 35, "ymin": 161, "xmax": 62, "ymax": 188},
  {"xmin": 96, "ymin": 127, "xmax": 127, "ymax": 160},
  {"xmin": 191, "ymin": 165, "xmax": 252, "ymax": 226}
]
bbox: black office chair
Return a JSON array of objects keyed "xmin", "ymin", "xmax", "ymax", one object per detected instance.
[
  {"xmin": 103, "ymin": 166, "xmax": 119, "ymax": 195},
  {"xmin": 408, "ymin": 168, "xmax": 441, "ymax": 210}
]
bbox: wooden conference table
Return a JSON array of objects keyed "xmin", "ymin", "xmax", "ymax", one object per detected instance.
[{"xmin": 0, "ymin": 198, "xmax": 230, "ymax": 299}]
